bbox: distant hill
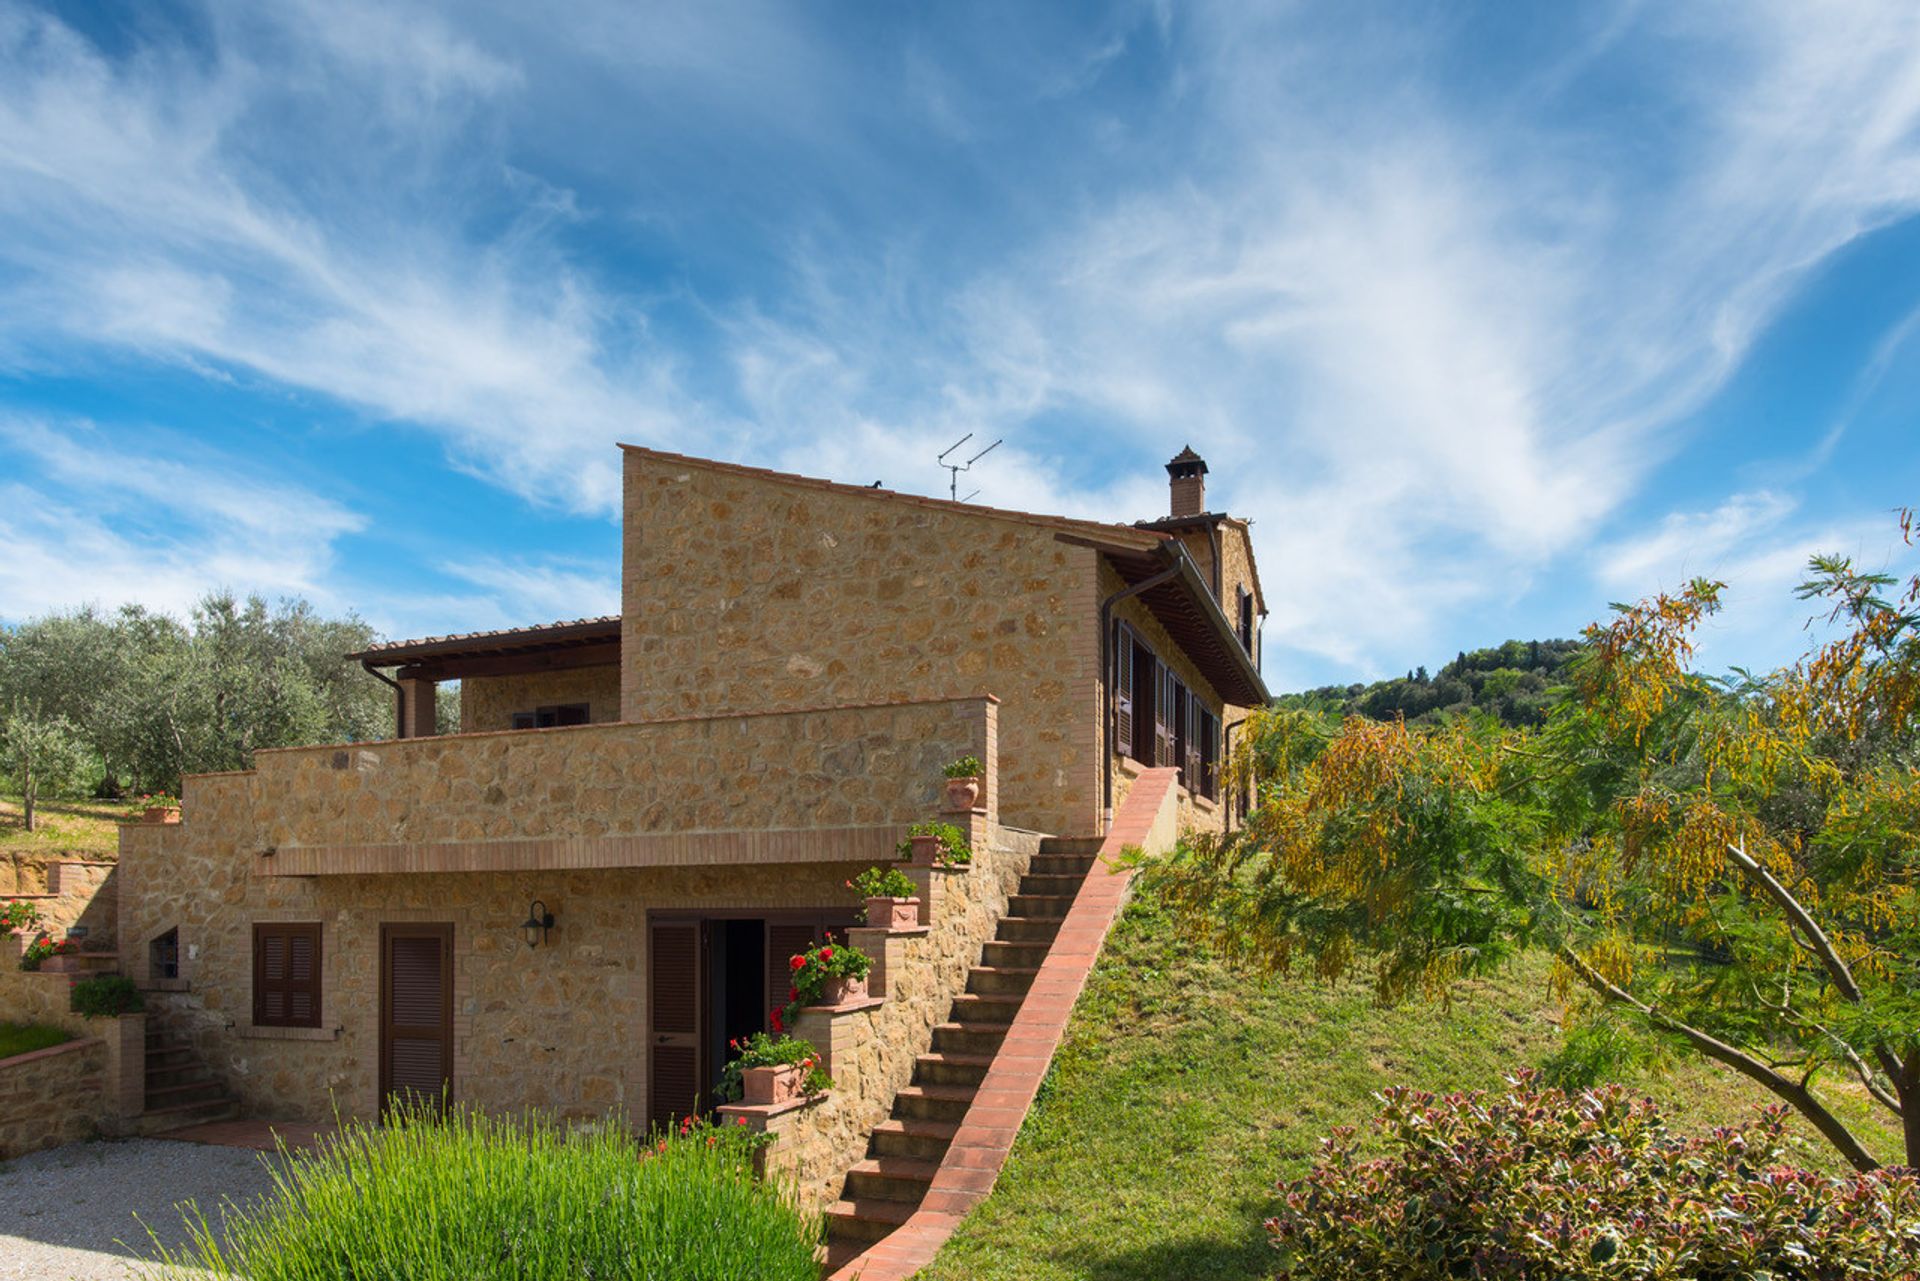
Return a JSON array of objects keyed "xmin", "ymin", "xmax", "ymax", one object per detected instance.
[{"xmin": 1278, "ymin": 638, "xmax": 1586, "ymax": 728}]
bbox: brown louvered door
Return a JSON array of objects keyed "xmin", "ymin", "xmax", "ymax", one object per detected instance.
[
  {"xmin": 649, "ymin": 919, "xmax": 704, "ymax": 1132},
  {"xmin": 380, "ymin": 924, "xmax": 452, "ymax": 1117},
  {"xmin": 1113, "ymin": 621, "xmax": 1134, "ymax": 756}
]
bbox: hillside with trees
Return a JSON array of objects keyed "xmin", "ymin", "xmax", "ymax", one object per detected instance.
[
  {"xmin": 0, "ymin": 594, "xmax": 404, "ymax": 827},
  {"xmin": 1280, "ymin": 638, "xmax": 1585, "ymax": 727}
]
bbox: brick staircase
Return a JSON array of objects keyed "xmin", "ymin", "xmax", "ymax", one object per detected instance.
[
  {"xmin": 821, "ymin": 834, "xmax": 1104, "ymax": 1270},
  {"xmin": 139, "ymin": 1018, "xmax": 240, "ymax": 1133}
]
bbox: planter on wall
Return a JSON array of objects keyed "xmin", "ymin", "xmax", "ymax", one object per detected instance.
[
  {"xmin": 908, "ymin": 833, "xmax": 941, "ymax": 866},
  {"xmin": 864, "ymin": 897, "xmax": 920, "ymax": 931},
  {"xmin": 741, "ymin": 1063, "xmax": 805, "ymax": 1106},
  {"xmin": 819, "ymin": 974, "xmax": 868, "ymax": 1006},
  {"xmin": 140, "ymin": 806, "xmax": 181, "ymax": 825},
  {"xmin": 943, "ymin": 776, "xmax": 982, "ymax": 811}
]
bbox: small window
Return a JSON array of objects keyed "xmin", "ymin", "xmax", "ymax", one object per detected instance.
[
  {"xmin": 1237, "ymin": 588, "xmax": 1255, "ymax": 654},
  {"xmin": 511, "ymin": 704, "xmax": 589, "ymax": 730},
  {"xmin": 254, "ymin": 922, "xmax": 323, "ymax": 1028},
  {"xmin": 150, "ymin": 927, "xmax": 179, "ymax": 981}
]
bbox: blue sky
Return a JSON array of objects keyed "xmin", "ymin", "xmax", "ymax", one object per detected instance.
[{"xmin": 0, "ymin": 1, "xmax": 1916, "ymax": 692}]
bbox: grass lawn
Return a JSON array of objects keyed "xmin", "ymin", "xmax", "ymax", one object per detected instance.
[
  {"xmin": 0, "ymin": 795, "xmax": 138, "ymax": 855},
  {"xmin": 921, "ymin": 882, "xmax": 1903, "ymax": 1281},
  {"xmin": 0, "ymin": 1022, "xmax": 73, "ymax": 1060}
]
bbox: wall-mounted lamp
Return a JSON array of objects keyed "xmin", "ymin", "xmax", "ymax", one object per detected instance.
[{"xmin": 520, "ymin": 899, "xmax": 555, "ymax": 949}]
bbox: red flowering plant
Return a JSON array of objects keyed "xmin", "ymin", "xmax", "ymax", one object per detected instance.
[
  {"xmin": 19, "ymin": 933, "xmax": 80, "ymax": 972},
  {"xmin": 779, "ymin": 940, "xmax": 872, "ymax": 1022},
  {"xmin": 1268, "ymin": 1072, "xmax": 1920, "ymax": 1281},
  {"xmin": 646, "ymin": 1111, "xmax": 776, "ymax": 1160},
  {"xmin": 0, "ymin": 900, "xmax": 41, "ymax": 933},
  {"xmin": 715, "ymin": 1031, "xmax": 832, "ymax": 1103},
  {"xmin": 135, "ymin": 792, "xmax": 180, "ymax": 810}
]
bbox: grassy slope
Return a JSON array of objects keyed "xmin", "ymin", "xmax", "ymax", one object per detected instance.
[
  {"xmin": 0, "ymin": 796, "xmax": 136, "ymax": 855},
  {"xmin": 0, "ymin": 1022, "xmax": 74, "ymax": 1059},
  {"xmin": 922, "ymin": 884, "xmax": 1902, "ymax": 1281}
]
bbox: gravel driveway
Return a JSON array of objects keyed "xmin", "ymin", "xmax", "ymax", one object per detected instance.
[{"xmin": 0, "ymin": 1138, "xmax": 285, "ymax": 1281}]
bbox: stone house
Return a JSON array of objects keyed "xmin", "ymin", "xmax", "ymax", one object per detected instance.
[{"xmin": 108, "ymin": 444, "xmax": 1268, "ymax": 1208}]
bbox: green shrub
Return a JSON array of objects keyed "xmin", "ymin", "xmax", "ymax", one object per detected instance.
[
  {"xmin": 70, "ymin": 975, "xmax": 144, "ymax": 1018},
  {"xmin": 1268, "ymin": 1073, "xmax": 1920, "ymax": 1280},
  {"xmin": 1537, "ymin": 1009, "xmax": 1657, "ymax": 1090},
  {"xmin": 0, "ymin": 1021, "xmax": 72, "ymax": 1059},
  {"xmin": 137, "ymin": 1103, "xmax": 820, "ymax": 1281}
]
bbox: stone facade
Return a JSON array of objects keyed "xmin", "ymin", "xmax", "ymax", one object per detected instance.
[
  {"xmin": 622, "ymin": 450, "xmax": 1104, "ymax": 837},
  {"xmin": 0, "ymin": 1038, "xmax": 104, "ymax": 1157},
  {"xmin": 459, "ymin": 666, "xmax": 622, "ymax": 733}
]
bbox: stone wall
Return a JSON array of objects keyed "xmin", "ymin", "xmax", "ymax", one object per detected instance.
[
  {"xmin": 621, "ymin": 450, "xmax": 1104, "ymax": 836},
  {"xmin": 459, "ymin": 666, "xmax": 622, "ymax": 733},
  {"xmin": 0, "ymin": 1037, "xmax": 103, "ymax": 1158},
  {"xmin": 0, "ymin": 963, "xmax": 89, "ymax": 1039},
  {"xmin": 241, "ymin": 696, "xmax": 992, "ymax": 870},
  {"xmin": 722, "ymin": 819, "xmax": 1040, "ymax": 1210},
  {"xmin": 0, "ymin": 861, "xmax": 118, "ymax": 951}
]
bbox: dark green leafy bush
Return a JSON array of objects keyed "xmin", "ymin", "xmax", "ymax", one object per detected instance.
[
  {"xmin": 138, "ymin": 1103, "xmax": 819, "ymax": 1281},
  {"xmin": 1269, "ymin": 1074, "xmax": 1920, "ymax": 1280},
  {"xmin": 70, "ymin": 974, "xmax": 144, "ymax": 1018}
]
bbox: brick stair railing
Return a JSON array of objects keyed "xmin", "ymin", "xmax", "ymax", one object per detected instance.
[
  {"xmin": 138, "ymin": 1020, "xmax": 239, "ymax": 1133},
  {"xmin": 824, "ymin": 766, "xmax": 1181, "ymax": 1281},
  {"xmin": 820, "ymin": 833, "xmax": 1105, "ymax": 1270}
]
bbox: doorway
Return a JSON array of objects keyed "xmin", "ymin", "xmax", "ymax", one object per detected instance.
[{"xmin": 380, "ymin": 923, "xmax": 453, "ymax": 1116}]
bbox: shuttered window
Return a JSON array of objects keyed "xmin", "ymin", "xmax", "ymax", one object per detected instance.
[
  {"xmin": 1198, "ymin": 708, "xmax": 1220, "ymax": 801},
  {"xmin": 253, "ymin": 923, "xmax": 322, "ymax": 1028},
  {"xmin": 1113, "ymin": 620, "xmax": 1135, "ymax": 757}
]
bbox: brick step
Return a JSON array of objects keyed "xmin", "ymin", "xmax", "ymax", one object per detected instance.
[
  {"xmin": 966, "ymin": 965, "xmax": 1040, "ymax": 996},
  {"xmin": 146, "ymin": 1065, "xmax": 216, "ymax": 1089},
  {"xmin": 824, "ymin": 1196, "xmax": 915, "ymax": 1243},
  {"xmin": 869, "ymin": 1118, "xmax": 958, "ymax": 1161},
  {"xmin": 843, "ymin": 1156, "xmax": 940, "ymax": 1202},
  {"xmin": 995, "ymin": 915, "xmax": 1064, "ymax": 944},
  {"xmin": 821, "ymin": 1237, "xmax": 869, "ymax": 1274},
  {"xmin": 893, "ymin": 1084, "xmax": 976, "ymax": 1124},
  {"xmin": 1007, "ymin": 893, "xmax": 1075, "ymax": 917},
  {"xmin": 1037, "ymin": 836, "xmax": 1105, "ymax": 856},
  {"xmin": 931, "ymin": 1021, "xmax": 1008, "ymax": 1056},
  {"xmin": 981, "ymin": 939, "xmax": 1052, "ymax": 968},
  {"xmin": 146, "ymin": 1079, "xmax": 226, "ymax": 1106},
  {"xmin": 1028, "ymin": 854, "xmax": 1097, "ymax": 877},
  {"xmin": 912, "ymin": 1051, "xmax": 994, "ymax": 1088},
  {"xmin": 1018, "ymin": 873, "xmax": 1086, "ymax": 897},
  {"xmin": 136, "ymin": 1097, "xmax": 240, "ymax": 1135},
  {"xmin": 145, "ymin": 1045, "xmax": 198, "ymax": 1064},
  {"xmin": 948, "ymin": 993, "xmax": 1024, "ymax": 1025}
]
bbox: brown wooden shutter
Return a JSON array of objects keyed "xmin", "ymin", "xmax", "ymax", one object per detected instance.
[
  {"xmin": 1113, "ymin": 621, "xmax": 1134, "ymax": 757},
  {"xmin": 380, "ymin": 924, "xmax": 451, "ymax": 1115},
  {"xmin": 1154, "ymin": 662, "xmax": 1172, "ymax": 766},
  {"xmin": 1199, "ymin": 709, "xmax": 1219, "ymax": 800},
  {"xmin": 254, "ymin": 923, "xmax": 322, "ymax": 1029},
  {"xmin": 648, "ymin": 920, "xmax": 702, "ymax": 1132}
]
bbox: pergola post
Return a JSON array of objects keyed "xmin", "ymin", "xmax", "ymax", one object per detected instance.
[{"xmin": 398, "ymin": 677, "xmax": 438, "ymax": 738}]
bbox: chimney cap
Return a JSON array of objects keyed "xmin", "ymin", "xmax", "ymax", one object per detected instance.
[{"xmin": 1166, "ymin": 445, "xmax": 1208, "ymax": 478}]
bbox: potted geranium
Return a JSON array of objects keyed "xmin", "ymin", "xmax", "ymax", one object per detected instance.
[
  {"xmin": 898, "ymin": 820, "xmax": 971, "ymax": 868},
  {"xmin": 136, "ymin": 793, "xmax": 181, "ymax": 824},
  {"xmin": 717, "ymin": 1031, "xmax": 832, "ymax": 1106},
  {"xmin": 20, "ymin": 934, "xmax": 79, "ymax": 972},
  {"xmin": 849, "ymin": 865, "xmax": 919, "ymax": 929},
  {"xmin": 0, "ymin": 900, "xmax": 40, "ymax": 935},
  {"xmin": 942, "ymin": 755, "xmax": 983, "ymax": 811},
  {"xmin": 784, "ymin": 939, "xmax": 873, "ymax": 1016}
]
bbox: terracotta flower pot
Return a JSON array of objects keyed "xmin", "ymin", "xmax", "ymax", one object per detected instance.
[
  {"xmin": 944, "ymin": 776, "xmax": 982, "ymax": 812},
  {"xmin": 741, "ymin": 1063, "xmax": 805, "ymax": 1106},
  {"xmin": 142, "ymin": 806, "xmax": 181, "ymax": 825},
  {"xmin": 819, "ymin": 973, "xmax": 868, "ymax": 1006},
  {"xmin": 908, "ymin": 833, "xmax": 942, "ymax": 866},
  {"xmin": 865, "ymin": 896, "xmax": 920, "ymax": 931}
]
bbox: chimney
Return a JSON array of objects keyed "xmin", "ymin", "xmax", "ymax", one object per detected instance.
[{"xmin": 1166, "ymin": 445, "xmax": 1208, "ymax": 518}]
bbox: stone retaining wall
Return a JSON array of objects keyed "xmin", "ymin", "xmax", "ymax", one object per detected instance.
[{"xmin": 0, "ymin": 1037, "xmax": 104, "ymax": 1159}]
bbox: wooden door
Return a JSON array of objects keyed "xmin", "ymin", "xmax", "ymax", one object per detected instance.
[
  {"xmin": 648, "ymin": 919, "xmax": 704, "ymax": 1132},
  {"xmin": 380, "ymin": 923, "xmax": 452, "ymax": 1116}
]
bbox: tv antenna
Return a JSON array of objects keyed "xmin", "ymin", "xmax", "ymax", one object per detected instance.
[{"xmin": 937, "ymin": 433, "xmax": 1002, "ymax": 502}]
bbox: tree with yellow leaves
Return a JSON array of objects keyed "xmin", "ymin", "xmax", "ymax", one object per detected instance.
[{"xmin": 1154, "ymin": 514, "xmax": 1920, "ymax": 1169}]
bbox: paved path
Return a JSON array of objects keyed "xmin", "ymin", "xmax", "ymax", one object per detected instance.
[{"xmin": 0, "ymin": 1138, "xmax": 286, "ymax": 1281}]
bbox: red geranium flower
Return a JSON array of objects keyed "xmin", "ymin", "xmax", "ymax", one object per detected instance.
[
  {"xmin": 819, "ymin": 946, "xmax": 834, "ymax": 961},
  {"xmin": 789, "ymin": 954, "xmax": 805, "ymax": 970}
]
